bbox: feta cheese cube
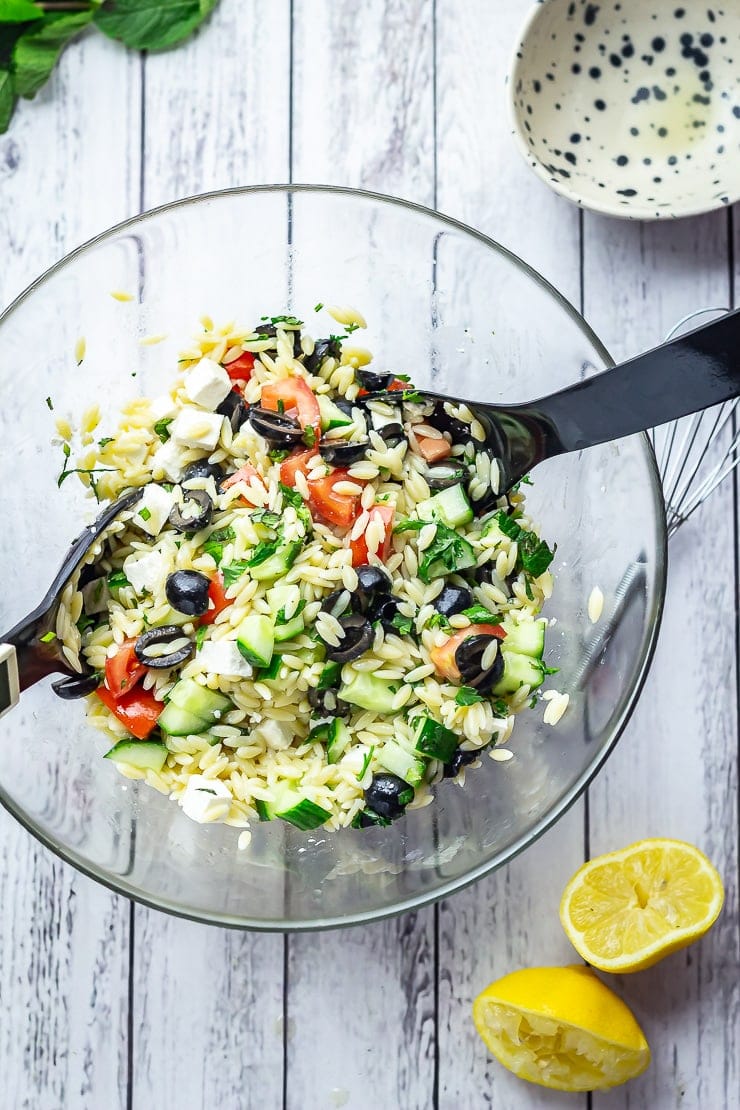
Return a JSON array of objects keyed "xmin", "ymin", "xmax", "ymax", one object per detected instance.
[
  {"xmin": 149, "ymin": 394, "xmax": 179, "ymax": 422},
  {"xmin": 151, "ymin": 438, "xmax": 186, "ymax": 482},
  {"xmin": 183, "ymin": 358, "xmax": 232, "ymax": 410},
  {"xmin": 81, "ymin": 576, "xmax": 110, "ymax": 615},
  {"xmin": 252, "ymin": 717, "xmax": 293, "ymax": 751},
  {"xmin": 180, "ymin": 775, "xmax": 232, "ymax": 823},
  {"xmin": 170, "ymin": 408, "xmax": 225, "ymax": 451},
  {"xmin": 123, "ymin": 550, "xmax": 164, "ymax": 595},
  {"xmin": 132, "ymin": 484, "xmax": 175, "ymax": 537},
  {"xmin": 196, "ymin": 640, "xmax": 253, "ymax": 678}
]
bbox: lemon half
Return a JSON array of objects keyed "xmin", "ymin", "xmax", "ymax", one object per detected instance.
[
  {"xmin": 473, "ymin": 965, "xmax": 650, "ymax": 1091},
  {"xmin": 559, "ymin": 838, "xmax": 724, "ymax": 973}
]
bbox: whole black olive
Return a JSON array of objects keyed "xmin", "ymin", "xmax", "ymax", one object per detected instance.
[
  {"xmin": 357, "ymin": 368, "xmax": 396, "ymax": 392},
  {"xmin": 248, "ymin": 406, "xmax": 304, "ymax": 447},
  {"xmin": 182, "ymin": 459, "xmax": 225, "ymax": 483},
  {"xmin": 304, "ymin": 336, "xmax": 342, "ymax": 373},
  {"xmin": 319, "ymin": 438, "xmax": 369, "ymax": 466},
  {"xmin": 443, "ymin": 747, "xmax": 480, "ymax": 779},
  {"xmin": 308, "ymin": 687, "xmax": 351, "ymax": 717},
  {"xmin": 168, "ymin": 489, "xmax": 213, "ymax": 533},
  {"xmin": 321, "ymin": 589, "xmax": 352, "ymax": 618},
  {"xmin": 364, "ymin": 772, "xmax": 414, "ymax": 821},
  {"xmin": 51, "ymin": 672, "xmax": 101, "ymax": 700},
  {"xmin": 367, "ymin": 594, "xmax": 399, "ymax": 626},
  {"xmin": 216, "ymin": 389, "xmax": 250, "ymax": 432},
  {"xmin": 165, "ymin": 570, "xmax": 211, "ymax": 616},
  {"xmin": 355, "ymin": 564, "xmax": 392, "ymax": 610},
  {"xmin": 427, "ymin": 463, "xmax": 467, "ymax": 491},
  {"xmin": 377, "ymin": 422, "xmax": 406, "ymax": 447},
  {"xmin": 134, "ymin": 625, "xmax": 194, "ymax": 669},
  {"xmin": 324, "ymin": 614, "xmax": 373, "ymax": 663},
  {"xmin": 434, "ymin": 584, "xmax": 473, "ymax": 618},
  {"xmin": 253, "ymin": 322, "xmax": 303, "ymax": 358},
  {"xmin": 454, "ymin": 633, "xmax": 505, "ymax": 692}
]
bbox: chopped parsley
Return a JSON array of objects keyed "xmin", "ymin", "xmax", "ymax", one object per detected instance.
[
  {"xmin": 462, "ymin": 604, "xmax": 500, "ymax": 624},
  {"xmin": 222, "ymin": 561, "xmax": 251, "ymax": 588},
  {"xmin": 45, "ymin": 396, "xmax": 53, "ymax": 410},
  {"xmin": 418, "ymin": 522, "xmax": 474, "ymax": 582},
  {"xmin": 262, "ymin": 314, "xmax": 303, "ymax": 327},
  {"xmin": 314, "ymin": 302, "xmax": 324, "ymax": 312},
  {"xmin": 302, "ymin": 425, "xmax": 317, "ymax": 448},
  {"xmin": 40, "ymin": 631, "xmax": 56, "ymax": 643},
  {"xmin": 247, "ymin": 538, "xmax": 281, "ymax": 568},
  {"xmin": 426, "ymin": 612, "xmax": 450, "ymax": 630},
  {"xmin": 345, "ymin": 322, "xmax": 360, "ymax": 335},
  {"xmin": 138, "ymin": 507, "xmax": 152, "ymax": 522},
  {"xmin": 277, "ymin": 399, "xmax": 285, "ymax": 414},
  {"xmin": 268, "ymin": 448, "xmax": 290, "ymax": 462},
  {"xmin": 455, "ymin": 686, "xmax": 484, "ymax": 706},
  {"xmin": 358, "ymin": 746, "xmax": 375, "ymax": 780},
  {"xmin": 390, "ymin": 612, "xmax": 413, "ymax": 636},
  {"xmin": 275, "ymin": 599, "xmax": 306, "ymax": 625},
  {"xmin": 195, "ymin": 625, "xmax": 208, "ymax": 651},
  {"xmin": 154, "ymin": 417, "xmax": 173, "ymax": 443},
  {"xmin": 494, "ymin": 511, "xmax": 554, "ymax": 578},
  {"xmin": 202, "ymin": 525, "xmax": 235, "ymax": 567},
  {"xmin": 98, "ymin": 437, "xmax": 114, "ymax": 450},
  {"xmin": 491, "ymin": 698, "xmax": 510, "ymax": 719},
  {"xmin": 76, "ymin": 614, "xmax": 95, "ymax": 634},
  {"xmin": 393, "ymin": 519, "xmax": 427, "ymax": 535},
  {"xmin": 108, "ymin": 570, "xmax": 129, "ymax": 589}
]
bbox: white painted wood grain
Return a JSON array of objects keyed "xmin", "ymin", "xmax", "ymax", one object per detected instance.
[
  {"xmin": 287, "ymin": 3, "xmax": 436, "ymax": 1107},
  {"xmin": 434, "ymin": 3, "xmax": 588, "ymax": 1106},
  {"xmin": 583, "ymin": 210, "xmax": 739, "ymax": 1109},
  {"xmin": 0, "ymin": 32, "xmax": 140, "ymax": 1110},
  {"xmin": 130, "ymin": 4, "xmax": 290, "ymax": 1107}
]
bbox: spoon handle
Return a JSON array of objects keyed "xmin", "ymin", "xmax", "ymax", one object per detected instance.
[{"xmin": 531, "ymin": 306, "xmax": 740, "ymax": 454}]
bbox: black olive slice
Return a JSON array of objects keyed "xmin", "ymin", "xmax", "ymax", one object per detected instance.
[
  {"xmin": 307, "ymin": 687, "xmax": 351, "ymax": 717},
  {"xmin": 454, "ymin": 633, "xmax": 505, "ymax": 692},
  {"xmin": 248, "ymin": 406, "xmax": 304, "ymax": 447},
  {"xmin": 443, "ymin": 747, "xmax": 480, "ymax": 778},
  {"xmin": 51, "ymin": 672, "xmax": 101, "ymax": 700},
  {"xmin": 318, "ymin": 439, "xmax": 369, "ymax": 466},
  {"xmin": 324, "ymin": 614, "xmax": 373, "ymax": 663},
  {"xmin": 357, "ymin": 368, "xmax": 395, "ymax": 392},
  {"xmin": 134, "ymin": 625, "xmax": 194, "ymax": 669},
  {"xmin": 426, "ymin": 463, "xmax": 467, "ymax": 491},
  {"xmin": 304, "ymin": 336, "xmax": 342, "ymax": 372},
  {"xmin": 168, "ymin": 489, "xmax": 213, "ymax": 533},
  {"xmin": 216, "ymin": 390, "xmax": 250, "ymax": 432},
  {"xmin": 182, "ymin": 459, "xmax": 225, "ymax": 483}
]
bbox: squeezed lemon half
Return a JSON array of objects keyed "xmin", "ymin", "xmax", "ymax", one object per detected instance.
[
  {"xmin": 559, "ymin": 838, "xmax": 724, "ymax": 973},
  {"xmin": 473, "ymin": 965, "xmax": 650, "ymax": 1091}
]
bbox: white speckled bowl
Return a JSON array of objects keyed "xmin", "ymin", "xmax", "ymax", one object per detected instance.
[{"xmin": 509, "ymin": 0, "xmax": 740, "ymax": 219}]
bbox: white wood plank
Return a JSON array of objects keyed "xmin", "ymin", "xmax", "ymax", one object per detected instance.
[
  {"xmin": 434, "ymin": 2, "xmax": 588, "ymax": 1106},
  {"xmin": 287, "ymin": 3, "xmax": 436, "ymax": 1108},
  {"xmin": 0, "ymin": 32, "xmax": 140, "ymax": 1110},
  {"xmin": 583, "ymin": 211, "xmax": 739, "ymax": 1109},
  {"xmin": 131, "ymin": 4, "xmax": 290, "ymax": 1108}
]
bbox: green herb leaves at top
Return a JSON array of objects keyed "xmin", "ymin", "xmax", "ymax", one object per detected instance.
[
  {"xmin": 94, "ymin": 0, "xmax": 218, "ymax": 52},
  {"xmin": 455, "ymin": 686, "xmax": 484, "ymax": 706},
  {"xmin": 495, "ymin": 510, "xmax": 555, "ymax": 579},
  {"xmin": 13, "ymin": 10, "xmax": 94, "ymax": 100},
  {"xmin": 1, "ymin": 1, "xmax": 44, "ymax": 23}
]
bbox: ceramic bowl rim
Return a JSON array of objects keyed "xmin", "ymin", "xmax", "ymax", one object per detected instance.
[{"xmin": 507, "ymin": 0, "xmax": 740, "ymax": 221}]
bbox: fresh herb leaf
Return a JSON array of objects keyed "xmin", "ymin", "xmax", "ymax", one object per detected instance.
[
  {"xmin": 268, "ymin": 314, "xmax": 302, "ymax": 327},
  {"xmin": 94, "ymin": 0, "xmax": 218, "ymax": 52},
  {"xmin": 390, "ymin": 612, "xmax": 413, "ymax": 636},
  {"xmin": 426, "ymin": 611, "xmax": 450, "ymax": 630},
  {"xmin": 57, "ymin": 464, "xmax": 116, "ymax": 489},
  {"xmin": 153, "ymin": 417, "xmax": 172, "ymax": 442},
  {"xmin": 351, "ymin": 809, "xmax": 390, "ymax": 829},
  {"xmin": 98, "ymin": 436, "xmax": 114, "ymax": 449},
  {"xmin": 455, "ymin": 686, "xmax": 484, "ymax": 706},
  {"xmin": 195, "ymin": 624, "xmax": 207, "ymax": 651},
  {"xmin": 13, "ymin": 10, "xmax": 95, "ymax": 100},
  {"xmin": 108, "ymin": 570, "xmax": 129, "ymax": 589},
  {"xmin": 418, "ymin": 522, "xmax": 473, "ymax": 583},
  {"xmin": 222, "ymin": 560, "xmax": 250, "ymax": 588},
  {"xmin": 279, "ymin": 483, "xmax": 304, "ymax": 510},
  {"xmin": 491, "ymin": 698, "xmax": 510, "ymax": 719},
  {"xmin": 358, "ymin": 745, "xmax": 375, "ymax": 780},
  {"xmin": 76, "ymin": 613, "xmax": 95, "ymax": 634},
  {"xmin": 268, "ymin": 447, "xmax": 289, "ymax": 462},
  {"xmin": 39, "ymin": 630, "xmax": 56, "ymax": 643},
  {"xmin": 247, "ymin": 537, "xmax": 280, "ymax": 568},
  {"xmin": 202, "ymin": 539, "xmax": 224, "ymax": 564},
  {"xmin": 0, "ymin": 66, "xmax": 15, "ymax": 131},
  {"xmin": 462, "ymin": 604, "xmax": 499, "ymax": 624},
  {"xmin": 138, "ymin": 506, "xmax": 151, "ymax": 521},
  {"xmin": 400, "ymin": 390, "xmax": 424, "ymax": 404},
  {"xmin": 276, "ymin": 398, "xmax": 285, "ymax": 414},
  {"xmin": 1, "ymin": 1, "xmax": 44, "ymax": 23},
  {"xmin": 302, "ymin": 425, "xmax": 316, "ymax": 448},
  {"xmin": 394, "ymin": 373, "xmax": 411, "ymax": 383},
  {"xmin": 344, "ymin": 322, "xmax": 360, "ymax": 335},
  {"xmin": 392, "ymin": 519, "xmax": 428, "ymax": 535},
  {"xmin": 542, "ymin": 664, "xmax": 560, "ymax": 676},
  {"xmin": 275, "ymin": 599, "xmax": 305, "ymax": 625},
  {"xmin": 313, "ymin": 302, "xmax": 323, "ymax": 312},
  {"xmin": 45, "ymin": 395, "xmax": 53, "ymax": 410},
  {"xmin": 494, "ymin": 511, "xmax": 554, "ymax": 578}
]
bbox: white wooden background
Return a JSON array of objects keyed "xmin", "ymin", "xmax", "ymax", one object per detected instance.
[{"xmin": 0, "ymin": 2, "xmax": 738, "ymax": 1107}]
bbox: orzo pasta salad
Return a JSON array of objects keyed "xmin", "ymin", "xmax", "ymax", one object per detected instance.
[{"xmin": 58, "ymin": 307, "xmax": 557, "ymax": 834}]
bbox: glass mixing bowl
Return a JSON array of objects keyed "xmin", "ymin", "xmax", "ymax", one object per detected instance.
[{"xmin": 0, "ymin": 186, "xmax": 666, "ymax": 929}]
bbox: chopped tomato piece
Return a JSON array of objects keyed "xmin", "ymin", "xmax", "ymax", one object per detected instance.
[
  {"xmin": 429, "ymin": 624, "xmax": 506, "ymax": 682},
  {"xmin": 261, "ymin": 377, "xmax": 321, "ymax": 437},
  {"xmin": 225, "ymin": 351, "xmax": 255, "ymax": 384},
  {"xmin": 96, "ymin": 684, "xmax": 162, "ymax": 740},
  {"xmin": 221, "ymin": 463, "xmax": 266, "ymax": 505},
  {"xmin": 104, "ymin": 639, "xmax": 146, "ymax": 700},
  {"xmin": 309, "ymin": 469, "xmax": 362, "ymax": 528},
  {"xmin": 280, "ymin": 448, "xmax": 318, "ymax": 487},
  {"xmin": 349, "ymin": 503, "xmax": 395, "ymax": 566},
  {"xmin": 200, "ymin": 573, "xmax": 232, "ymax": 626},
  {"xmin": 415, "ymin": 434, "xmax": 451, "ymax": 464}
]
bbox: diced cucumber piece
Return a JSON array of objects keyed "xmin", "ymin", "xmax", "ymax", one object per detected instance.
[
  {"xmin": 326, "ymin": 718, "xmax": 351, "ymax": 764},
  {"xmin": 104, "ymin": 739, "xmax": 168, "ymax": 771},
  {"xmin": 250, "ymin": 510, "xmax": 280, "ymax": 541},
  {"xmin": 236, "ymin": 614, "xmax": 275, "ymax": 667},
  {"xmin": 168, "ymin": 677, "xmax": 231, "ymax": 721},
  {"xmin": 249, "ymin": 540, "xmax": 303, "ymax": 583},
  {"xmin": 255, "ymin": 798, "xmax": 271, "ymax": 821},
  {"xmin": 274, "ymin": 612, "xmax": 305, "ymax": 643},
  {"xmin": 157, "ymin": 702, "xmax": 209, "ymax": 737},
  {"xmin": 339, "ymin": 672, "xmax": 398, "ymax": 714},
  {"xmin": 317, "ymin": 393, "xmax": 353, "ymax": 431},
  {"xmin": 258, "ymin": 784, "xmax": 332, "ymax": 830},
  {"xmin": 317, "ymin": 661, "xmax": 342, "ymax": 689},
  {"xmin": 307, "ymin": 721, "xmax": 330, "ymax": 743},
  {"xmin": 378, "ymin": 741, "xmax": 425, "ymax": 786},
  {"xmin": 493, "ymin": 650, "xmax": 544, "ymax": 695},
  {"xmin": 417, "ymin": 484, "xmax": 473, "ymax": 529},
  {"xmin": 256, "ymin": 655, "xmax": 282, "ymax": 681},
  {"xmin": 413, "ymin": 716, "xmax": 458, "ymax": 763},
  {"xmin": 501, "ymin": 618, "xmax": 546, "ymax": 660},
  {"xmin": 424, "ymin": 534, "xmax": 476, "ymax": 580}
]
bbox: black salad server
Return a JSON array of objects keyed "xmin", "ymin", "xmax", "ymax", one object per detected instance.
[
  {"xmin": 0, "ymin": 488, "xmax": 143, "ymax": 716},
  {"xmin": 404, "ymin": 306, "xmax": 740, "ymax": 495}
]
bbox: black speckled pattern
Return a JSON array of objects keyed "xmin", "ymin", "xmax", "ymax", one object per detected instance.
[{"xmin": 512, "ymin": 0, "xmax": 740, "ymax": 217}]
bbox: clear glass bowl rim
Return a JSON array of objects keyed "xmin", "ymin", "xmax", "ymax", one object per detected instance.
[{"xmin": 0, "ymin": 184, "xmax": 668, "ymax": 930}]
